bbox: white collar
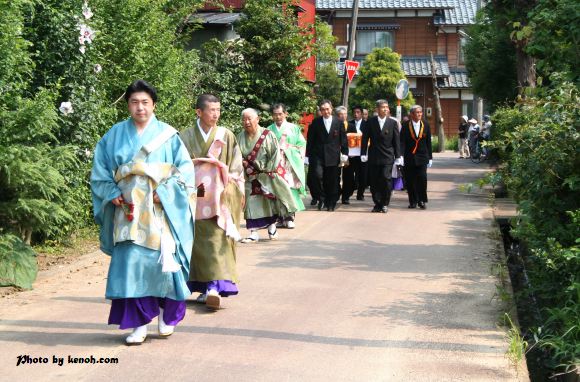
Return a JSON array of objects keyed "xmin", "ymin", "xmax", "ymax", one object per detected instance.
[{"xmin": 197, "ymin": 119, "xmax": 214, "ymax": 142}]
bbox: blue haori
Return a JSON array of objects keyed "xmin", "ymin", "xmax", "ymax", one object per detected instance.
[
  {"xmin": 246, "ymin": 215, "xmax": 281, "ymax": 230},
  {"xmin": 187, "ymin": 280, "xmax": 238, "ymax": 297},
  {"xmin": 108, "ymin": 297, "xmax": 185, "ymax": 329}
]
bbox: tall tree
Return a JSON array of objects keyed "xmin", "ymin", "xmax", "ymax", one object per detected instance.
[
  {"xmin": 489, "ymin": 0, "xmax": 538, "ymax": 93},
  {"xmin": 198, "ymin": 0, "xmax": 332, "ymax": 126},
  {"xmin": 350, "ymin": 47, "xmax": 414, "ymax": 113}
]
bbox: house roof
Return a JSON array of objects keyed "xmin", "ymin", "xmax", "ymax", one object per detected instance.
[
  {"xmin": 440, "ymin": 70, "xmax": 471, "ymax": 88},
  {"xmin": 434, "ymin": 1, "xmax": 478, "ymax": 25},
  {"xmin": 316, "ymin": 0, "xmax": 478, "ymax": 25},
  {"xmin": 401, "ymin": 56, "xmax": 449, "ymax": 77},
  {"xmin": 317, "ymin": 0, "xmax": 455, "ymax": 9},
  {"xmin": 189, "ymin": 12, "xmax": 241, "ymax": 25}
]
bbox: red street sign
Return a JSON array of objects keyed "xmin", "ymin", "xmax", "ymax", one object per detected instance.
[{"xmin": 344, "ymin": 60, "xmax": 360, "ymax": 82}]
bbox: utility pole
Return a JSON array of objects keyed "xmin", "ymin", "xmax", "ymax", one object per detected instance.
[
  {"xmin": 430, "ymin": 52, "xmax": 445, "ymax": 152},
  {"xmin": 340, "ymin": 0, "xmax": 360, "ymax": 110}
]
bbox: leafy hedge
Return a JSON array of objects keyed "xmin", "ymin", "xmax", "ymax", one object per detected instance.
[
  {"xmin": 490, "ymin": 76, "xmax": 579, "ymax": 371},
  {"xmin": 0, "ymin": 0, "xmax": 203, "ymax": 288}
]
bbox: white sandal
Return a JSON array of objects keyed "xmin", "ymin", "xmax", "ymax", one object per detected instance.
[
  {"xmin": 240, "ymin": 231, "xmax": 259, "ymax": 243},
  {"xmin": 206, "ymin": 290, "xmax": 221, "ymax": 310}
]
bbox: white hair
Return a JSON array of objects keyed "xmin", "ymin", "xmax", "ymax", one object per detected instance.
[
  {"xmin": 410, "ymin": 105, "xmax": 423, "ymax": 113},
  {"xmin": 241, "ymin": 108, "xmax": 258, "ymax": 118}
]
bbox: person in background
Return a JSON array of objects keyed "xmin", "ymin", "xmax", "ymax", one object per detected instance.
[
  {"xmin": 238, "ymin": 108, "xmax": 298, "ymax": 242},
  {"xmin": 91, "ymin": 79, "xmax": 196, "ymax": 345},
  {"xmin": 400, "ymin": 105, "xmax": 433, "ymax": 210},
  {"xmin": 360, "ymin": 99, "xmax": 402, "ymax": 213},
  {"xmin": 267, "ymin": 103, "xmax": 306, "ymax": 229},
  {"xmin": 305, "ymin": 100, "xmax": 348, "ymax": 212},
  {"xmin": 343, "ymin": 105, "xmax": 367, "ymax": 202},
  {"xmin": 335, "ymin": 106, "xmax": 349, "ymax": 203},
  {"xmin": 458, "ymin": 115, "xmax": 470, "ymax": 159}
]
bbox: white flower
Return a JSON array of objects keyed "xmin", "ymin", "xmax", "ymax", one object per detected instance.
[
  {"xmin": 82, "ymin": 3, "xmax": 93, "ymax": 20},
  {"xmin": 79, "ymin": 45, "xmax": 86, "ymax": 54},
  {"xmin": 78, "ymin": 36, "xmax": 85, "ymax": 45},
  {"xmin": 78, "ymin": 24, "xmax": 96, "ymax": 44},
  {"xmin": 59, "ymin": 101, "xmax": 74, "ymax": 116},
  {"xmin": 93, "ymin": 64, "xmax": 102, "ymax": 73},
  {"xmin": 84, "ymin": 148, "xmax": 91, "ymax": 158}
]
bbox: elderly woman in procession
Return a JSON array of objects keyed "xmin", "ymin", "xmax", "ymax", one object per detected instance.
[
  {"xmin": 237, "ymin": 108, "xmax": 299, "ymax": 243},
  {"xmin": 91, "ymin": 80, "xmax": 196, "ymax": 345},
  {"xmin": 266, "ymin": 103, "xmax": 306, "ymax": 229}
]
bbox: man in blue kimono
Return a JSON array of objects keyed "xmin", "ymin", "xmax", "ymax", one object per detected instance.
[{"xmin": 91, "ymin": 80, "xmax": 196, "ymax": 345}]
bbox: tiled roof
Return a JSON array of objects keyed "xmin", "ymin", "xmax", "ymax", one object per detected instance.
[
  {"xmin": 434, "ymin": 1, "xmax": 477, "ymax": 25},
  {"xmin": 440, "ymin": 70, "xmax": 471, "ymax": 88},
  {"xmin": 189, "ymin": 12, "xmax": 241, "ymax": 25},
  {"xmin": 316, "ymin": 0, "xmax": 478, "ymax": 25},
  {"xmin": 401, "ymin": 56, "xmax": 449, "ymax": 77},
  {"xmin": 317, "ymin": 0, "xmax": 456, "ymax": 9}
]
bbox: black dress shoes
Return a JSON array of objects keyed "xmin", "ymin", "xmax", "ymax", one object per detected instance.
[
  {"xmin": 408, "ymin": 204, "xmax": 417, "ymax": 209},
  {"xmin": 310, "ymin": 199, "xmax": 318, "ymax": 206},
  {"xmin": 356, "ymin": 195, "xmax": 364, "ymax": 201},
  {"xmin": 418, "ymin": 202, "xmax": 426, "ymax": 209},
  {"xmin": 342, "ymin": 199, "xmax": 350, "ymax": 205},
  {"xmin": 371, "ymin": 206, "xmax": 381, "ymax": 212}
]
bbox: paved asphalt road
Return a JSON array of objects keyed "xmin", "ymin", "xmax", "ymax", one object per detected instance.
[{"xmin": 0, "ymin": 151, "xmax": 528, "ymax": 381}]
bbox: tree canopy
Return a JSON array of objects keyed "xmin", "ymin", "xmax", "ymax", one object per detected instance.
[{"xmin": 350, "ymin": 47, "xmax": 414, "ymax": 114}]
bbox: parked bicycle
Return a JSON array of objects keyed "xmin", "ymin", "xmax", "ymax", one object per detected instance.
[{"xmin": 469, "ymin": 132, "xmax": 487, "ymax": 163}]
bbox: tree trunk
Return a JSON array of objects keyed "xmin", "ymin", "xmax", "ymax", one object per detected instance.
[
  {"xmin": 430, "ymin": 52, "xmax": 445, "ymax": 152},
  {"xmin": 516, "ymin": 45, "xmax": 536, "ymax": 94}
]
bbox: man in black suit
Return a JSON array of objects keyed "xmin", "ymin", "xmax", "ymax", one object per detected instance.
[
  {"xmin": 400, "ymin": 105, "xmax": 433, "ymax": 209},
  {"xmin": 360, "ymin": 100, "xmax": 402, "ymax": 213},
  {"xmin": 305, "ymin": 100, "xmax": 348, "ymax": 211},
  {"xmin": 342, "ymin": 105, "xmax": 368, "ymax": 203}
]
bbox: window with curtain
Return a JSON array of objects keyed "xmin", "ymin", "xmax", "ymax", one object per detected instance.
[
  {"xmin": 458, "ymin": 37, "xmax": 467, "ymax": 64},
  {"xmin": 355, "ymin": 31, "xmax": 394, "ymax": 55}
]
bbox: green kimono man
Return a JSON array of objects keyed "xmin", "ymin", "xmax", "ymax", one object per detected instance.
[
  {"xmin": 237, "ymin": 108, "xmax": 299, "ymax": 243},
  {"xmin": 267, "ymin": 103, "xmax": 306, "ymax": 228},
  {"xmin": 180, "ymin": 94, "xmax": 245, "ymax": 311}
]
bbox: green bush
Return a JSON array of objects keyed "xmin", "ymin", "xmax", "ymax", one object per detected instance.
[{"xmin": 491, "ymin": 75, "xmax": 579, "ymax": 370}]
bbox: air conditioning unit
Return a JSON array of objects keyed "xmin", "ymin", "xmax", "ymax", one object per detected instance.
[{"xmin": 336, "ymin": 45, "xmax": 348, "ymax": 59}]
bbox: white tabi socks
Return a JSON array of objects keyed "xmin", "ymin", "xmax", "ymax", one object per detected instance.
[
  {"xmin": 126, "ymin": 324, "xmax": 147, "ymax": 345},
  {"xmin": 158, "ymin": 308, "xmax": 175, "ymax": 337},
  {"xmin": 267, "ymin": 223, "xmax": 278, "ymax": 240}
]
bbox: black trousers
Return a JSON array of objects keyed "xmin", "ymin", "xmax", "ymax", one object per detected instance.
[
  {"xmin": 307, "ymin": 164, "xmax": 320, "ymax": 201},
  {"xmin": 369, "ymin": 163, "xmax": 393, "ymax": 208},
  {"xmin": 311, "ymin": 161, "xmax": 340, "ymax": 206},
  {"xmin": 404, "ymin": 164, "xmax": 428, "ymax": 205},
  {"xmin": 341, "ymin": 156, "xmax": 366, "ymax": 200}
]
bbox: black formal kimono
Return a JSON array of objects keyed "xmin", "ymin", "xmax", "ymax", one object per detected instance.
[
  {"xmin": 361, "ymin": 116, "xmax": 400, "ymax": 211},
  {"xmin": 400, "ymin": 118, "xmax": 433, "ymax": 207},
  {"xmin": 306, "ymin": 116, "xmax": 348, "ymax": 210}
]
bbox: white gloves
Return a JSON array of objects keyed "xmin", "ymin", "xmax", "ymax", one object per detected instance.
[
  {"xmin": 428, "ymin": 159, "xmax": 433, "ymax": 168},
  {"xmin": 340, "ymin": 154, "xmax": 348, "ymax": 163},
  {"xmin": 394, "ymin": 157, "xmax": 404, "ymax": 166},
  {"xmin": 304, "ymin": 157, "xmax": 309, "ymax": 165},
  {"xmin": 361, "ymin": 155, "xmax": 368, "ymax": 163}
]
